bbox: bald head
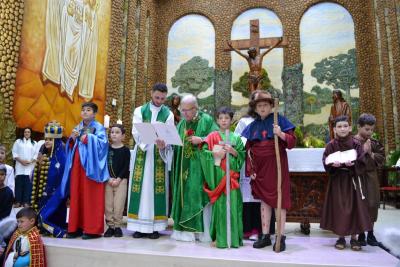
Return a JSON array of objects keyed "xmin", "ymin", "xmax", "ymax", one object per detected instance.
[
  {"xmin": 180, "ymin": 94, "xmax": 199, "ymax": 122},
  {"xmin": 181, "ymin": 94, "xmax": 198, "ymax": 108}
]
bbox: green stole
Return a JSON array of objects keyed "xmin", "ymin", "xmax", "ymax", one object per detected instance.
[{"xmin": 128, "ymin": 103, "xmax": 170, "ymax": 220}]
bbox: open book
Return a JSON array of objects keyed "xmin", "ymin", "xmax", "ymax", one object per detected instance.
[
  {"xmin": 325, "ymin": 149, "xmax": 357, "ymax": 165},
  {"xmin": 133, "ymin": 122, "xmax": 183, "ymax": 146}
]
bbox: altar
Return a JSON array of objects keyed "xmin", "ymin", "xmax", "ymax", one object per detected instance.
[{"xmin": 287, "ymin": 148, "xmax": 327, "ymax": 234}]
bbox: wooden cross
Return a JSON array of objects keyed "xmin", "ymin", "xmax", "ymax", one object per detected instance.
[{"xmin": 225, "ymin": 19, "xmax": 288, "ymax": 52}]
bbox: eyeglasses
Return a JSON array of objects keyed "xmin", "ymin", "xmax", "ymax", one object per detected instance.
[{"xmin": 180, "ymin": 107, "xmax": 197, "ymax": 113}]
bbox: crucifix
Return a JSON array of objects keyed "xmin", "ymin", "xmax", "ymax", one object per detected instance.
[{"xmin": 226, "ymin": 19, "xmax": 288, "ymax": 92}]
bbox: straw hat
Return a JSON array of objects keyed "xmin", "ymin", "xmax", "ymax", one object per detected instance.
[{"xmin": 250, "ymin": 91, "xmax": 274, "ymax": 106}]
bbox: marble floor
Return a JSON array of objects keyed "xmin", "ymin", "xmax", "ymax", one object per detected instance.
[{"xmin": 42, "ymin": 207, "xmax": 400, "ymax": 267}]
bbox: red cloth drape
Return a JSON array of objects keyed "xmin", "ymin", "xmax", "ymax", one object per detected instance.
[{"xmin": 68, "ymin": 149, "xmax": 105, "ymax": 235}]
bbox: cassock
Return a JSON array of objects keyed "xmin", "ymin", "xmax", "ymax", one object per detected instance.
[
  {"xmin": 171, "ymin": 111, "xmax": 218, "ymax": 241},
  {"xmin": 127, "ymin": 102, "xmax": 174, "ymax": 233},
  {"xmin": 200, "ymin": 131, "xmax": 245, "ymax": 248},
  {"xmin": 354, "ymin": 136, "xmax": 385, "ymax": 222},
  {"xmin": 60, "ymin": 120, "xmax": 109, "ymax": 235},
  {"xmin": 320, "ymin": 135, "xmax": 372, "ymax": 236},
  {"xmin": 242, "ymin": 113, "xmax": 296, "ymax": 209}
]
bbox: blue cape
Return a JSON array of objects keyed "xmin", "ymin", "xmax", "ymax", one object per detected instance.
[
  {"xmin": 60, "ymin": 120, "xmax": 109, "ymax": 198},
  {"xmin": 241, "ymin": 113, "xmax": 295, "ymax": 141}
]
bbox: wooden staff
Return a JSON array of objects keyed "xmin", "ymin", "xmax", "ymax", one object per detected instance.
[{"xmin": 274, "ymin": 98, "xmax": 283, "ymax": 253}]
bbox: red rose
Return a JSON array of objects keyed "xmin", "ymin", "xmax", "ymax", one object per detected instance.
[{"xmin": 186, "ymin": 129, "xmax": 195, "ymax": 136}]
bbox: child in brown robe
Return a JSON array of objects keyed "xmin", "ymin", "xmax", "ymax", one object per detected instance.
[
  {"xmin": 321, "ymin": 115, "xmax": 372, "ymax": 251},
  {"xmin": 354, "ymin": 113, "xmax": 385, "ymax": 246}
]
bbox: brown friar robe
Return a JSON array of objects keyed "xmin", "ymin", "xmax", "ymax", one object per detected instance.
[
  {"xmin": 354, "ymin": 136, "xmax": 385, "ymax": 222},
  {"xmin": 320, "ymin": 135, "xmax": 372, "ymax": 236}
]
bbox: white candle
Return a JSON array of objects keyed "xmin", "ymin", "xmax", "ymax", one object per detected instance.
[
  {"xmin": 104, "ymin": 114, "xmax": 110, "ymax": 128},
  {"xmin": 117, "ymin": 119, "xmax": 122, "ymax": 125}
]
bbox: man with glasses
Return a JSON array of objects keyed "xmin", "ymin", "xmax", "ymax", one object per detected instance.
[{"xmin": 171, "ymin": 94, "xmax": 218, "ymax": 242}]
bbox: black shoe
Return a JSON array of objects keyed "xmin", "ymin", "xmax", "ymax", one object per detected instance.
[
  {"xmin": 148, "ymin": 231, "xmax": 160, "ymax": 239},
  {"xmin": 104, "ymin": 227, "xmax": 115, "ymax": 238},
  {"xmin": 367, "ymin": 233, "xmax": 380, "ymax": 246},
  {"xmin": 273, "ymin": 235, "xmax": 286, "ymax": 252},
  {"xmin": 253, "ymin": 234, "xmax": 272, "ymax": 249},
  {"xmin": 132, "ymin": 231, "xmax": 147, "ymax": 238},
  {"xmin": 358, "ymin": 233, "xmax": 367, "ymax": 246},
  {"xmin": 66, "ymin": 231, "xmax": 83, "ymax": 239},
  {"xmin": 114, "ymin": 227, "xmax": 123, "ymax": 238},
  {"xmin": 82, "ymin": 233, "xmax": 102, "ymax": 240}
]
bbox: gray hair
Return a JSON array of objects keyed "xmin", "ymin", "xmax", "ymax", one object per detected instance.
[{"xmin": 180, "ymin": 94, "xmax": 199, "ymax": 108}]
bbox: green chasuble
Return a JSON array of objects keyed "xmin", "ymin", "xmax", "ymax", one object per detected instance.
[
  {"xmin": 200, "ymin": 131, "xmax": 245, "ymax": 248},
  {"xmin": 171, "ymin": 112, "xmax": 218, "ymax": 232},
  {"xmin": 128, "ymin": 102, "xmax": 171, "ymax": 221}
]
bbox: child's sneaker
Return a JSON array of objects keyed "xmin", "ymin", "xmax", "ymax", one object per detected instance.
[
  {"xmin": 253, "ymin": 234, "xmax": 271, "ymax": 248},
  {"xmin": 114, "ymin": 227, "xmax": 123, "ymax": 238},
  {"xmin": 104, "ymin": 227, "xmax": 115, "ymax": 238}
]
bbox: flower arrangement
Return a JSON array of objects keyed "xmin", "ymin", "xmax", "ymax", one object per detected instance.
[
  {"xmin": 184, "ymin": 128, "xmax": 195, "ymax": 158},
  {"xmin": 186, "ymin": 129, "xmax": 195, "ymax": 136}
]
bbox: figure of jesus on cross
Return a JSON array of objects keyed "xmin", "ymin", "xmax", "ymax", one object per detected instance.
[{"xmin": 227, "ymin": 19, "xmax": 287, "ymax": 93}]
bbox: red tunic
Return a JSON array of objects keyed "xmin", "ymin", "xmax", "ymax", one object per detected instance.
[
  {"xmin": 245, "ymin": 130, "xmax": 296, "ymax": 209},
  {"xmin": 68, "ymin": 148, "xmax": 105, "ymax": 235}
]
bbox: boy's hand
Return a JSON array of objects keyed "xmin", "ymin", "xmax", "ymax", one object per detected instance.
[
  {"xmin": 80, "ymin": 134, "xmax": 87, "ymax": 143},
  {"xmin": 332, "ymin": 161, "xmax": 341, "ymax": 167},
  {"xmin": 20, "ymin": 251, "xmax": 28, "ymax": 256},
  {"xmin": 224, "ymin": 144, "xmax": 237, "ymax": 157},
  {"xmin": 273, "ymin": 124, "xmax": 282, "ymax": 135},
  {"xmin": 113, "ymin": 178, "xmax": 122, "ymax": 187},
  {"xmin": 71, "ymin": 129, "xmax": 79, "ymax": 140},
  {"xmin": 273, "ymin": 124, "xmax": 286, "ymax": 140},
  {"xmin": 155, "ymin": 139, "xmax": 166, "ymax": 149},
  {"xmin": 213, "ymin": 148, "xmax": 226, "ymax": 159},
  {"xmin": 344, "ymin": 161, "xmax": 354, "ymax": 167},
  {"xmin": 250, "ymin": 173, "xmax": 257, "ymax": 180},
  {"xmin": 363, "ymin": 139, "xmax": 372, "ymax": 154},
  {"xmin": 108, "ymin": 178, "xmax": 114, "ymax": 186}
]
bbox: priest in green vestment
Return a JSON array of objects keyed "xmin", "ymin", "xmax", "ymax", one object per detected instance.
[
  {"xmin": 200, "ymin": 107, "xmax": 245, "ymax": 248},
  {"xmin": 171, "ymin": 94, "xmax": 218, "ymax": 242},
  {"xmin": 127, "ymin": 83, "xmax": 174, "ymax": 239}
]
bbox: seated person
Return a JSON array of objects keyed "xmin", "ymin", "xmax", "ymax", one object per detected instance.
[{"xmin": 3, "ymin": 207, "xmax": 46, "ymax": 267}]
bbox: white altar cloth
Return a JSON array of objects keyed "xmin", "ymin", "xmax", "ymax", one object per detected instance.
[{"xmin": 287, "ymin": 148, "xmax": 325, "ymax": 172}]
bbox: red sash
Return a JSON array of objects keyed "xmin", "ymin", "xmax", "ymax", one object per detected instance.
[{"xmin": 203, "ymin": 132, "xmax": 240, "ymax": 204}]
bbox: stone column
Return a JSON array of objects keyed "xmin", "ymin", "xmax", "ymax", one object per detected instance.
[
  {"xmin": 282, "ymin": 63, "xmax": 304, "ymax": 125},
  {"xmin": 214, "ymin": 69, "xmax": 232, "ymax": 108}
]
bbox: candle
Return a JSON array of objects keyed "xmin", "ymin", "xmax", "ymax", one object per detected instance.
[
  {"xmin": 117, "ymin": 119, "xmax": 122, "ymax": 125},
  {"xmin": 104, "ymin": 114, "xmax": 110, "ymax": 128}
]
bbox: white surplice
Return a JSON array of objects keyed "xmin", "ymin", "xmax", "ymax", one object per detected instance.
[
  {"xmin": 127, "ymin": 103, "xmax": 174, "ymax": 233},
  {"xmin": 234, "ymin": 116, "xmax": 259, "ymax": 203}
]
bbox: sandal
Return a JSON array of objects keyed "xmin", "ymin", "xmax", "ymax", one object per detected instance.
[
  {"xmin": 335, "ymin": 237, "xmax": 346, "ymax": 250},
  {"xmin": 350, "ymin": 239, "xmax": 362, "ymax": 251}
]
